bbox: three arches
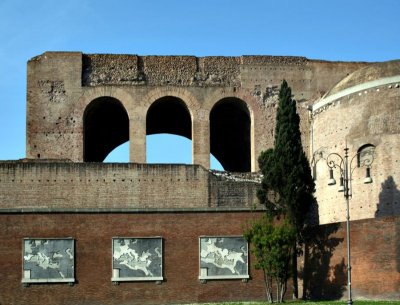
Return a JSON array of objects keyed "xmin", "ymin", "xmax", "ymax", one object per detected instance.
[{"xmin": 83, "ymin": 94, "xmax": 252, "ymax": 172}]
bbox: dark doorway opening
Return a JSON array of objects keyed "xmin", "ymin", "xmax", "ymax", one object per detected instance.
[
  {"xmin": 210, "ymin": 98, "xmax": 251, "ymax": 172},
  {"xmin": 84, "ymin": 97, "xmax": 129, "ymax": 162}
]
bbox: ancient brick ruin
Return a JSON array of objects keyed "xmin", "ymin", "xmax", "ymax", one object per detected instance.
[{"xmin": 0, "ymin": 52, "xmax": 399, "ymax": 304}]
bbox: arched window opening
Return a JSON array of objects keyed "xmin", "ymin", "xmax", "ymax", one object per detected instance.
[
  {"xmin": 146, "ymin": 96, "xmax": 192, "ymax": 164},
  {"xmin": 210, "ymin": 98, "xmax": 251, "ymax": 172},
  {"xmin": 84, "ymin": 97, "xmax": 129, "ymax": 162},
  {"xmin": 357, "ymin": 144, "xmax": 375, "ymax": 167}
]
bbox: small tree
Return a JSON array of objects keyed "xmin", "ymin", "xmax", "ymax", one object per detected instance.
[
  {"xmin": 272, "ymin": 222, "xmax": 296, "ymax": 302},
  {"xmin": 244, "ymin": 215, "xmax": 296, "ymax": 303},
  {"xmin": 244, "ymin": 215, "xmax": 275, "ymax": 303},
  {"xmin": 257, "ymin": 80, "xmax": 316, "ymax": 298}
]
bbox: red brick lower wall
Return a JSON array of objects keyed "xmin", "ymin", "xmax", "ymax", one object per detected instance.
[
  {"xmin": 0, "ymin": 212, "xmax": 273, "ymax": 305},
  {"xmin": 1, "ymin": 212, "xmax": 398, "ymax": 305},
  {"xmin": 301, "ymin": 216, "xmax": 400, "ymax": 300}
]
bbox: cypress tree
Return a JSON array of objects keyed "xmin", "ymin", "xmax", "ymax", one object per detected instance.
[{"xmin": 257, "ymin": 80, "xmax": 316, "ymax": 299}]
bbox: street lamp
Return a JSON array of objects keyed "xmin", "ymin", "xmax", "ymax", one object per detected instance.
[{"xmin": 326, "ymin": 145, "xmax": 374, "ymax": 305}]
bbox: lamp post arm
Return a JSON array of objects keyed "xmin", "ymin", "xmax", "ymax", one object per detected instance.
[
  {"xmin": 326, "ymin": 152, "xmax": 344, "ymax": 173},
  {"xmin": 349, "ymin": 152, "xmax": 359, "ymax": 176},
  {"xmin": 347, "ymin": 151, "xmax": 362, "ymax": 199}
]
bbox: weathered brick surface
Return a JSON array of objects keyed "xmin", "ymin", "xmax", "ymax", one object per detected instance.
[
  {"xmin": 301, "ymin": 216, "xmax": 400, "ymax": 300},
  {"xmin": 0, "ymin": 162, "xmax": 261, "ymax": 210},
  {"xmin": 143, "ymin": 56, "xmax": 197, "ymax": 86},
  {"xmin": 7, "ymin": 53, "xmax": 400, "ymax": 303},
  {"xmin": 0, "ymin": 212, "xmax": 271, "ymax": 305},
  {"xmin": 327, "ymin": 61, "xmax": 400, "ymax": 96},
  {"xmin": 82, "ymin": 54, "xmax": 142, "ymax": 86},
  {"xmin": 312, "ymin": 69, "xmax": 400, "ymax": 224},
  {"xmin": 26, "ymin": 52, "xmax": 368, "ymax": 170},
  {"xmin": 200, "ymin": 56, "xmax": 240, "ymax": 86},
  {"xmin": 0, "ymin": 213, "xmax": 398, "ymax": 304}
]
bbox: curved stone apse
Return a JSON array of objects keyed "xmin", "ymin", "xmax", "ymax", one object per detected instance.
[
  {"xmin": 83, "ymin": 97, "xmax": 129, "ymax": 162},
  {"xmin": 210, "ymin": 98, "xmax": 251, "ymax": 172},
  {"xmin": 146, "ymin": 96, "xmax": 192, "ymax": 140}
]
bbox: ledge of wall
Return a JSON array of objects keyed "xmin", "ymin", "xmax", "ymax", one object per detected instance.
[{"xmin": 0, "ymin": 162, "xmax": 261, "ymax": 211}]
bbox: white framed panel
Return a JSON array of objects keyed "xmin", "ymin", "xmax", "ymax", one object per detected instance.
[
  {"xmin": 199, "ymin": 236, "xmax": 249, "ymax": 280},
  {"xmin": 112, "ymin": 237, "xmax": 163, "ymax": 282},
  {"xmin": 22, "ymin": 238, "xmax": 75, "ymax": 284}
]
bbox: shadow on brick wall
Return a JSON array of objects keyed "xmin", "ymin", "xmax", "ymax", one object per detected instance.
[
  {"xmin": 300, "ymin": 223, "xmax": 346, "ymax": 300},
  {"xmin": 376, "ymin": 176, "xmax": 400, "ymax": 273},
  {"xmin": 375, "ymin": 176, "xmax": 400, "ymax": 218}
]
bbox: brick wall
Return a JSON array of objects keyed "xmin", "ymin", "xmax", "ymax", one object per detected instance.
[
  {"xmin": 312, "ymin": 82, "xmax": 400, "ymax": 224},
  {"xmin": 0, "ymin": 212, "xmax": 270, "ymax": 305},
  {"xmin": 301, "ymin": 216, "xmax": 400, "ymax": 300},
  {"xmin": 0, "ymin": 162, "xmax": 260, "ymax": 210},
  {"xmin": 1, "ymin": 213, "xmax": 398, "ymax": 304},
  {"xmin": 26, "ymin": 52, "xmax": 367, "ymax": 167}
]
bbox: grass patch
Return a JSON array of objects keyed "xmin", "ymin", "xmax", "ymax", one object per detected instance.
[{"xmin": 179, "ymin": 301, "xmax": 399, "ymax": 305}]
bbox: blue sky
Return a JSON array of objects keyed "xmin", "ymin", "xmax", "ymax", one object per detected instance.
[{"xmin": 0, "ymin": 0, "xmax": 399, "ymax": 169}]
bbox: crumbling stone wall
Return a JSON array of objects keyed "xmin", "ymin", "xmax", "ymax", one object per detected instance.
[
  {"xmin": 1, "ymin": 53, "xmax": 400, "ymax": 305},
  {"xmin": 26, "ymin": 52, "xmax": 368, "ymax": 169},
  {"xmin": 82, "ymin": 55, "xmax": 241, "ymax": 87},
  {"xmin": 143, "ymin": 56, "xmax": 197, "ymax": 86},
  {"xmin": 82, "ymin": 54, "xmax": 143, "ymax": 86},
  {"xmin": 198, "ymin": 56, "xmax": 241, "ymax": 86}
]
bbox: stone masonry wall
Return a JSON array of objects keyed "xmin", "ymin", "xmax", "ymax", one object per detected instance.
[
  {"xmin": 143, "ymin": 56, "xmax": 197, "ymax": 86},
  {"xmin": 27, "ymin": 52, "xmax": 369, "ymax": 167},
  {"xmin": 82, "ymin": 54, "xmax": 309, "ymax": 88},
  {"xmin": 82, "ymin": 54, "xmax": 143, "ymax": 86}
]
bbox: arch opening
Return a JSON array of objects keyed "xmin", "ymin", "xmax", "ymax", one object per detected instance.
[
  {"xmin": 210, "ymin": 98, "xmax": 251, "ymax": 172},
  {"xmin": 357, "ymin": 144, "xmax": 375, "ymax": 167},
  {"xmin": 146, "ymin": 96, "xmax": 191, "ymax": 139},
  {"xmin": 84, "ymin": 97, "xmax": 129, "ymax": 162},
  {"xmin": 146, "ymin": 96, "xmax": 192, "ymax": 164}
]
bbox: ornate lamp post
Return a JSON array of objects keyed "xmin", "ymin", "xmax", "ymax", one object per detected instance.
[{"xmin": 326, "ymin": 145, "xmax": 374, "ymax": 305}]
